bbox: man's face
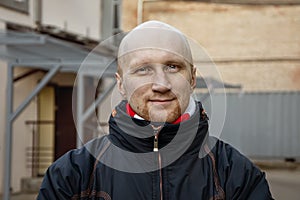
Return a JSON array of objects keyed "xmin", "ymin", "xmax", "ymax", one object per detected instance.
[{"xmin": 116, "ymin": 49, "xmax": 196, "ymax": 123}]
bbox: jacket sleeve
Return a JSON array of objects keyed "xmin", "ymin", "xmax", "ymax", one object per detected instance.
[
  {"xmin": 37, "ymin": 150, "xmax": 86, "ymax": 200},
  {"xmin": 222, "ymin": 143, "xmax": 274, "ymax": 200}
]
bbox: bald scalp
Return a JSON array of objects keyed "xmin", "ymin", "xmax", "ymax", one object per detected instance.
[{"xmin": 117, "ymin": 20, "xmax": 193, "ymax": 75}]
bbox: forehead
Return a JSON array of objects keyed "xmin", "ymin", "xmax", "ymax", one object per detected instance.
[
  {"xmin": 118, "ymin": 28, "xmax": 193, "ymax": 65},
  {"xmin": 121, "ymin": 49, "xmax": 187, "ymax": 67}
]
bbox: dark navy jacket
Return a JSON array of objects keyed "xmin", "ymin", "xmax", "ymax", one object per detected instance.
[{"xmin": 37, "ymin": 101, "xmax": 273, "ymax": 200}]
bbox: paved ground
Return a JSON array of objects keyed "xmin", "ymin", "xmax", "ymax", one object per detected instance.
[
  {"xmin": 1, "ymin": 168, "xmax": 300, "ymax": 200},
  {"xmin": 1, "ymin": 194, "xmax": 37, "ymax": 200},
  {"xmin": 266, "ymin": 169, "xmax": 300, "ymax": 199}
]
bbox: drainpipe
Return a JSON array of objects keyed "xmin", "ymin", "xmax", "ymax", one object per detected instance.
[
  {"xmin": 137, "ymin": 0, "xmax": 144, "ymax": 25},
  {"xmin": 34, "ymin": 0, "xmax": 42, "ymax": 30},
  {"xmin": 137, "ymin": 0, "xmax": 164, "ymax": 25}
]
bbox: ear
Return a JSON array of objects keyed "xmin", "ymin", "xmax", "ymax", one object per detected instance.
[
  {"xmin": 115, "ymin": 72, "xmax": 126, "ymax": 98},
  {"xmin": 190, "ymin": 66, "xmax": 197, "ymax": 90}
]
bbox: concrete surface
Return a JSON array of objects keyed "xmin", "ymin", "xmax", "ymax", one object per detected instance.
[
  {"xmin": 267, "ymin": 169, "xmax": 300, "ymax": 199},
  {"xmin": 0, "ymin": 193, "xmax": 37, "ymax": 200}
]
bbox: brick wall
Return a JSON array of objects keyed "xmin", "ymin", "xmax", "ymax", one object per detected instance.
[{"xmin": 122, "ymin": 1, "xmax": 300, "ymax": 91}]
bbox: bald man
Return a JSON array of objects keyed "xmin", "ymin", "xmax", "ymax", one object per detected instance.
[{"xmin": 38, "ymin": 21, "xmax": 273, "ymax": 200}]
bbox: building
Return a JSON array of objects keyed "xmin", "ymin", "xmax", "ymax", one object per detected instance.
[
  {"xmin": 121, "ymin": 0, "xmax": 300, "ymax": 158},
  {"xmin": 132, "ymin": 0, "xmax": 300, "ymax": 158},
  {"xmin": 1, "ymin": 0, "xmax": 300, "ymax": 199},
  {"xmin": 0, "ymin": 0, "xmax": 121, "ymax": 198},
  {"xmin": 123, "ymin": 0, "xmax": 300, "ymax": 92}
]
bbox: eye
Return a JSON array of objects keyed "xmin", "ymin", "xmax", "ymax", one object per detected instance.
[
  {"xmin": 165, "ymin": 64, "xmax": 180, "ymax": 73},
  {"xmin": 133, "ymin": 66, "xmax": 152, "ymax": 75}
]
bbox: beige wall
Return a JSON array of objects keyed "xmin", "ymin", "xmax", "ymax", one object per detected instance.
[
  {"xmin": 0, "ymin": 0, "xmax": 35, "ymax": 27},
  {"xmin": 5, "ymin": 67, "xmax": 39, "ymax": 192},
  {"xmin": 0, "ymin": 0, "xmax": 102, "ymax": 40},
  {"xmin": 122, "ymin": 1, "xmax": 300, "ymax": 91},
  {"xmin": 42, "ymin": 0, "xmax": 101, "ymax": 40}
]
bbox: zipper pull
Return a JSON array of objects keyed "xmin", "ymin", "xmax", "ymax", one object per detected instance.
[
  {"xmin": 151, "ymin": 125, "xmax": 162, "ymax": 152},
  {"xmin": 154, "ymin": 134, "xmax": 159, "ymax": 152}
]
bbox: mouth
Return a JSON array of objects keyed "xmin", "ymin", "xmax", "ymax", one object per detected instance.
[{"xmin": 149, "ymin": 98, "xmax": 175, "ymax": 106}]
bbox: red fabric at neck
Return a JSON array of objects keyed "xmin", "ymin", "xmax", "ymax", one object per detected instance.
[
  {"xmin": 126, "ymin": 103, "xmax": 136, "ymax": 118},
  {"xmin": 126, "ymin": 103, "xmax": 190, "ymax": 124}
]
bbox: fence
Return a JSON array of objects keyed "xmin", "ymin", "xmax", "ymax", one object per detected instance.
[
  {"xmin": 200, "ymin": 91, "xmax": 300, "ymax": 160},
  {"xmin": 25, "ymin": 120, "xmax": 54, "ymax": 177}
]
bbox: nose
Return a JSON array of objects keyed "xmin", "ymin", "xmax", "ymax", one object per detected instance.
[{"xmin": 151, "ymin": 71, "xmax": 171, "ymax": 93}]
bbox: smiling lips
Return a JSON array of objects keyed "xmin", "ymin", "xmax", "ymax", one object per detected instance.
[{"xmin": 149, "ymin": 98, "xmax": 175, "ymax": 106}]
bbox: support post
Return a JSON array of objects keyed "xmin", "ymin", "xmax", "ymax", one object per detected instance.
[
  {"xmin": 76, "ymin": 73, "xmax": 84, "ymax": 148},
  {"xmin": 3, "ymin": 64, "xmax": 14, "ymax": 200},
  {"xmin": 82, "ymin": 79, "xmax": 116, "ymax": 122},
  {"xmin": 10, "ymin": 65, "xmax": 60, "ymax": 122},
  {"xmin": 77, "ymin": 77, "xmax": 116, "ymax": 147}
]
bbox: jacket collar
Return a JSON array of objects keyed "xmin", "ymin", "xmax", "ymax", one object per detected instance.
[{"xmin": 108, "ymin": 100, "xmax": 209, "ymax": 156}]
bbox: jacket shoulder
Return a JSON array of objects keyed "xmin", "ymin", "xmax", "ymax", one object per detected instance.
[
  {"xmin": 207, "ymin": 137, "xmax": 273, "ymax": 199},
  {"xmin": 37, "ymin": 136, "xmax": 108, "ymax": 199}
]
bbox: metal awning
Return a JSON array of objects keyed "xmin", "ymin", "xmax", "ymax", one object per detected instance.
[
  {"xmin": 0, "ymin": 30, "xmax": 117, "ymax": 74},
  {"xmin": 0, "ymin": 30, "xmax": 118, "ymax": 200}
]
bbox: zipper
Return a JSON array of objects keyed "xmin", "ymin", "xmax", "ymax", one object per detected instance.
[
  {"xmin": 154, "ymin": 134, "xmax": 159, "ymax": 152},
  {"xmin": 151, "ymin": 125, "xmax": 163, "ymax": 200},
  {"xmin": 158, "ymin": 152, "xmax": 163, "ymax": 200}
]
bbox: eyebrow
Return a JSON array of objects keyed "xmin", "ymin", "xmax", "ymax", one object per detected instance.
[{"xmin": 129, "ymin": 57, "xmax": 187, "ymax": 67}]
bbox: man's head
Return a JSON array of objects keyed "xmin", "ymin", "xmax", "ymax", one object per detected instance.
[{"xmin": 116, "ymin": 20, "xmax": 196, "ymax": 123}]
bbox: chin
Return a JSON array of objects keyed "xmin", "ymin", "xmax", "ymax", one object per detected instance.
[{"xmin": 149, "ymin": 111, "xmax": 179, "ymax": 123}]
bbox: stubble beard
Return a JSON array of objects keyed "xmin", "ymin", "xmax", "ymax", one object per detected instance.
[{"xmin": 133, "ymin": 99, "xmax": 182, "ymax": 123}]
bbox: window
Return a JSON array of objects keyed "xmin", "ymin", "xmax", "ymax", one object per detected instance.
[{"xmin": 0, "ymin": 0, "xmax": 29, "ymax": 13}]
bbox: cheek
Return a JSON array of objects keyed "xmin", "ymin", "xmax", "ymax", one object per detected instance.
[
  {"xmin": 123, "ymin": 78, "xmax": 137, "ymax": 96},
  {"xmin": 169, "ymin": 76, "xmax": 192, "ymax": 108},
  {"xmin": 124, "ymin": 81, "xmax": 149, "ymax": 99},
  {"xmin": 170, "ymin": 75, "xmax": 192, "ymax": 94}
]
